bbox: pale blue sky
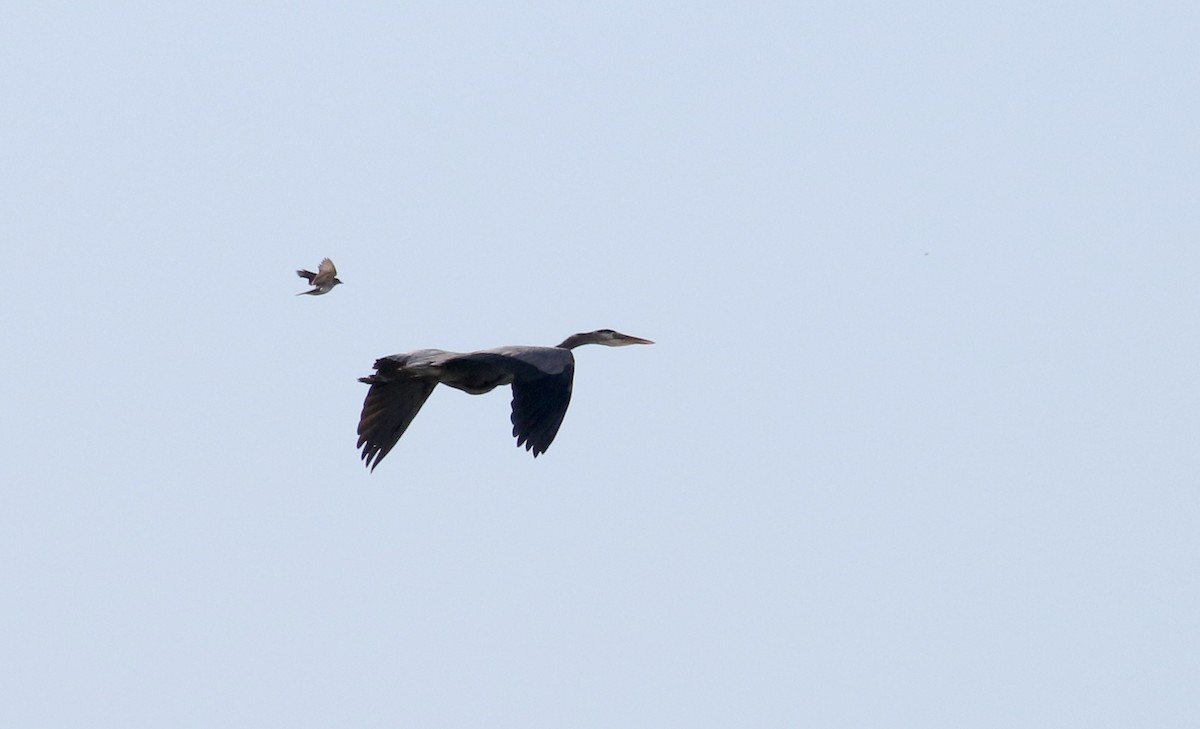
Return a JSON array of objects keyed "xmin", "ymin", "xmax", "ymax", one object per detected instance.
[{"xmin": 2, "ymin": 2, "xmax": 1198, "ymax": 726}]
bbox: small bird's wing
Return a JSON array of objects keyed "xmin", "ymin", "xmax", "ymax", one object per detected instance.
[
  {"xmin": 318, "ymin": 258, "xmax": 337, "ymax": 277},
  {"xmin": 357, "ymin": 368, "xmax": 437, "ymax": 471},
  {"xmin": 510, "ymin": 363, "xmax": 574, "ymax": 457}
]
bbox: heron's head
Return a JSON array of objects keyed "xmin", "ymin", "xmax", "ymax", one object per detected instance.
[{"xmin": 559, "ymin": 329, "xmax": 654, "ymax": 349}]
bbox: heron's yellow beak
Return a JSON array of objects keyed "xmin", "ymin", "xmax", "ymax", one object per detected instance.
[{"xmin": 618, "ymin": 334, "xmax": 654, "ymax": 346}]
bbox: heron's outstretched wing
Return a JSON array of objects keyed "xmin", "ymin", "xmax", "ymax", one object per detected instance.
[
  {"xmin": 510, "ymin": 364, "xmax": 574, "ymax": 457},
  {"xmin": 356, "ymin": 375, "xmax": 437, "ymax": 471}
]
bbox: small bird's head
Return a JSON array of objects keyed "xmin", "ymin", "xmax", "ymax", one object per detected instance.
[{"xmin": 558, "ymin": 329, "xmax": 654, "ymax": 349}]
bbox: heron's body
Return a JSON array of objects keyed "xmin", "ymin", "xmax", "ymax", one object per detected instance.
[{"xmin": 356, "ymin": 330, "xmax": 652, "ymax": 470}]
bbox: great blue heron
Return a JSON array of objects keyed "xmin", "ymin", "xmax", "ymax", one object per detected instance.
[
  {"xmin": 356, "ymin": 329, "xmax": 653, "ymax": 470},
  {"xmin": 296, "ymin": 258, "xmax": 342, "ymax": 295}
]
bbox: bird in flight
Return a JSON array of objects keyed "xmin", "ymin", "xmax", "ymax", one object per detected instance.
[
  {"xmin": 356, "ymin": 329, "xmax": 653, "ymax": 470},
  {"xmin": 296, "ymin": 258, "xmax": 342, "ymax": 295}
]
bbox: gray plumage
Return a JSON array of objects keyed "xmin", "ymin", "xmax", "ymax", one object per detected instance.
[
  {"xmin": 296, "ymin": 258, "xmax": 342, "ymax": 295},
  {"xmin": 356, "ymin": 329, "xmax": 653, "ymax": 470}
]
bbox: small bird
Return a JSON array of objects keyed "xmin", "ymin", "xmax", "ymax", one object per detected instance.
[
  {"xmin": 356, "ymin": 329, "xmax": 653, "ymax": 470},
  {"xmin": 296, "ymin": 258, "xmax": 342, "ymax": 295}
]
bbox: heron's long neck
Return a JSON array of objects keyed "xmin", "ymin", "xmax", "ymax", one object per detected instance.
[{"xmin": 557, "ymin": 333, "xmax": 594, "ymax": 349}]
